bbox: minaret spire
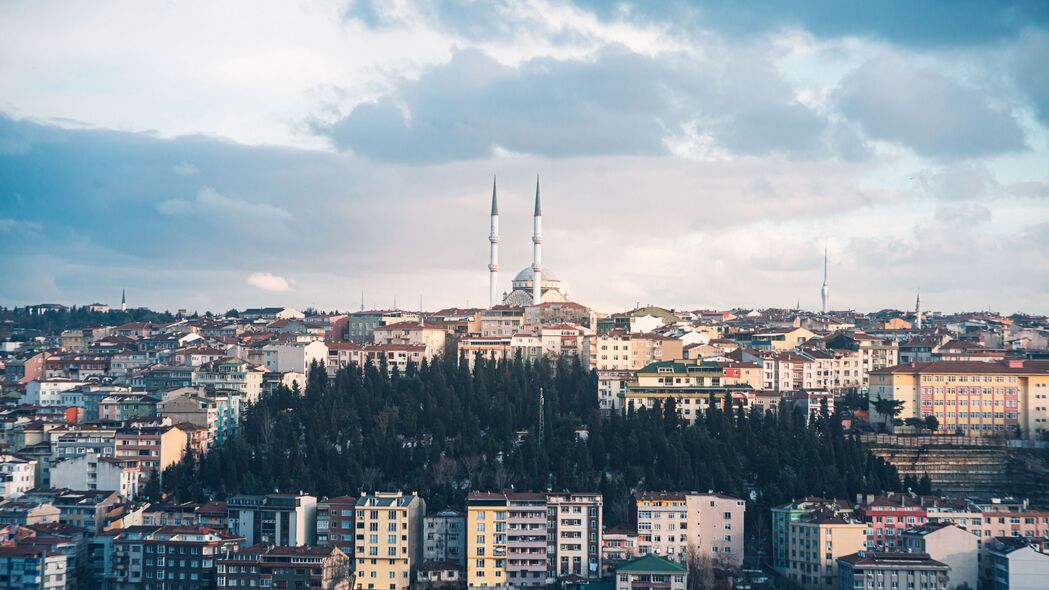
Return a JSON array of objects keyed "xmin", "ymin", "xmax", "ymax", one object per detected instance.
[
  {"xmin": 915, "ymin": 288, "xmax": 923, "ymax": 330},
  {"xmin": 820, "ymin": 247, "xmax": 829, "ymax": 314},
  {"xmin": 488, "ymin": 176, "xmax": 500, "ymax": 308},
  {"xmin": 121, "ymin": 289, "xmax": 127, "ymax": 312},
  {"xmin": 531, "ymin": 175, "xmax": 543, "ymax": 306}
]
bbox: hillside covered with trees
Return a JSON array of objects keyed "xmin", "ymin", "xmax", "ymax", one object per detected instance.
[{"xmin": 161, "ymin": 355, "xmax": 900, "ymax": 548}]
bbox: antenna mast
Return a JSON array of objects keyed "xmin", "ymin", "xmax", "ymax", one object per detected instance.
[{"xmin": 538, "ymin": 387, "xmax": 545, "ymax": 441}]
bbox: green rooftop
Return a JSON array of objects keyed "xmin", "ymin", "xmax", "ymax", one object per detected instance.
[{"xmin": 616, "ymin": 553, "xmax": 687, "ymax": 574}]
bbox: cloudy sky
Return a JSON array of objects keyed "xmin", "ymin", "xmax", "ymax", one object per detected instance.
[{"xmin": 1, "ymin": 1, "xmax": 1048, "ymax": 314}]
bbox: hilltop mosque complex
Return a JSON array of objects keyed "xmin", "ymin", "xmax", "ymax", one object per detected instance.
[{"xmin": 489, "ymin": 177, "xmax": 569, "ymax": 308}]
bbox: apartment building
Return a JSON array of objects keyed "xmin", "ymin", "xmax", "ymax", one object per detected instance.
[
  {"xmin": 547, "ymin": 492, "xmax": 603, "ymax": 580},
  {"xmin": 602, "ymin": 528, "xmax": 640, "ymax": 574},
  {"xmin": 836, "ymin": 551, "xmax": 949, "ymax": 590},
  {"xmin": 21, "ymin": 488, "xmax": 122, "ymax": 535},
  {"xmin": 218, "ymin": 544, "xmax": 352, "ymax": 590},
  {"xmin": 354, "ymin": 491, "xmax": 426, "ymax": 590},
  {"xmin": 0, "ymin": 545, "xmax": 68, "ymax": 590},
  {"xmin": 345, "ymin": 311, "xmax": 422, "ymax": 343},
  {"xmin": 631, "ymin": 492, "xmax": 745, "ymax": 568},
  {"xmin": 901, "ymin": 523, "xmax": 979, "ymax": 590},
  {"xmin": 0, "ymin": 455, "xmax": 36, "ymax": 499},
  {"xmin": 109, "ymin": 525, "xmax": 243, "ymax": 590},
  {"xmin": 318, "ymin": 496, "xmax": 358, "ymax": 559},
  {"xmin": 506, "ymin": 492, "xmax": 548, "ymax": 588},
  {"xmin": 868, "ymin": 360, "xmax": 1049, "ymax": 438},
  {"xmin": 424, "ymin": 510, "xmax": 466, "ymax": 565},
  {"xmin": 480, "ymin": 307, "xmax": 525, "ymax": 339},
  {"xmin": 115, "ymin": 420, "xmax": 188, "ymax": 479},
  {"xmin": 854, "ymin": 493, "xmax": 929, "ymax": 550},
  {"xmin": 50, "ymin": 451, "xmax": 140, "ymax": 499},
  {"xmin": 986, "ymin": 536, "xmax": 1049, "ymax": 590},
  {"xmin": 624, "ymin": 360, "xmax": 756, "ymax": 423},
  {"xmin": 227, "ymin": 494, "xmax": 318, "ymax": 547},
  {"xmin": 326, "ymin": 342, "xmax": 428, "ymax": 375},
  {"xmin": 262, "ymin": 341, "xmax": 329, "ymax": 374},
  {"xmin": 191, "ymin": 358, "xmax": 264, "ymax": 405},
  {"xmin": 771, "ymin": 500, "xmax": 865, "ymax": 590},
  {"xmin": 373, "ymin": 322, "xmax": 449, "ymax": 361},
  {"xmin": 467, "ymin": 492, "xmax": 509, "ymax": 590}
]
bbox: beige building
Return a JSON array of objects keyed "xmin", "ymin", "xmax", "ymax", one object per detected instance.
[
  {"xmin": 326, "ymin": 342, "xmax": 427, "ymax": 375},
  {"xmin": 114, "ymin": 420, "xmax": 188, "ymax": 479},
  {"xmin": 373, "ymin": 322, "xmax": 450, "ymax": 361},
  {"xmin": 510, "ymin": 323, "xmax": 588, "ymax": 363},
  {"xmin": 868, "ymin": 360, "xmax": 1049, "ymax": 438},
  {"xmin": 901, "ymin": 523, "xmax": 979, "ymax": 590},
  {"xmin": 632, "ymin": 492, "xmax": 745, "ymax": 568},
  {"xmin": 481, "ymin": 306, "xmax": 525, "ymax": 338},
  {"xmin": 783, "ymin": 509, "xmax": 867, "ymax": 590},
  {"xmin": 355, "ymin": 492, "xmax": 426, "ymax": 590}
]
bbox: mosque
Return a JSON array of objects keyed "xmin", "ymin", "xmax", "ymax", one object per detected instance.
[{"xmin": 488, "ymin": 176, "xmax": 569, "ymax": 308}]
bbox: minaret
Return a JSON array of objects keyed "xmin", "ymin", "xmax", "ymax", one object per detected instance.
[
  {"xmin": 915, "ymin": 289, "xmax": 923, "ymax": 330},
  {"xmin": 121, "ymin": 289, "xmax": 127, "ymax": 312},
  {"xmin": 488, "ymin": 176, "xmax": 500, "ymax": 308},
  {"xmin": 531, "ymin": 176, "xmax": 543, "ymax": 306},
  {"xmin": 820, "ymin": 248, "xmax": 829, "ymax": 314}
]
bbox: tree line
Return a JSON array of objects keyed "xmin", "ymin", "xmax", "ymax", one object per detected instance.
[{"xmin": 160, "ymin": 355, "xmax": 901, "ymax": 553}]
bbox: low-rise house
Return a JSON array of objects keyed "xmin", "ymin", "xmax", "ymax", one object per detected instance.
[
  {"xmin": 20, "ymin": 489, "xmax": 123, "ymax": 535},
  {"xmin": 615, "ymin": 554, "xmax": 687, "ymax": 590},
  {"xmin": 0, "ymin": 501, "xmax": 61, "ymax": 526},
  {"xmin": 417, "ymin": 560, "xmax": 463, "ymax": 588},
  {"xmin": 602, "ymin": 528, "xmax": 639, "ymax": 574}
]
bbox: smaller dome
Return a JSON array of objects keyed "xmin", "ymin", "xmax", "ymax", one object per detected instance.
[{"xmin": 514, "ymin": 267, "xmax": 558, "ymax": 282}]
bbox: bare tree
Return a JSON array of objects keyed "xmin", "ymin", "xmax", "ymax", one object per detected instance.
[
  {"xmin": 685, "ymin": 545, "xmax": 714, "ymax": 590},
  {"xmin": 362, "ymin": 466, "xmax": 383, "ymax": 491}
]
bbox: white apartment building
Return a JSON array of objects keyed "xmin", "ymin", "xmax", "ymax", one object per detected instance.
[{"xmin": 0, "ymin": 455, "xmax": 36, "ymax": 499}]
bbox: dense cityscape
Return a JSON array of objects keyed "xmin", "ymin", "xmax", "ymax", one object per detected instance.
[
  {"xmin": 4, "ymin": 2, "xmax": 1049, "ymax": 590},
  {"xmin": 1, "ymin": 178, "xmax": 1048, "ymax": 590}
]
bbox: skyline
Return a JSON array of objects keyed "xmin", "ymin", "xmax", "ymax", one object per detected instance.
[{"xmin": 1, "ymin": 1, "xmax": 1048, "ymax": 313}]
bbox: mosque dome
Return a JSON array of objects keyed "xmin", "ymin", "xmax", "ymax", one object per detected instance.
[{"xmin": 514, "ymin": 267, "xmax": 557, "ymax": 282}]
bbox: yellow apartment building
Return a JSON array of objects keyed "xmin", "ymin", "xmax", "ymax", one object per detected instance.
[
  {"xmin": 354, "ymin": 492, "xmax": 426, "ymax": 590},
  {"xmin": 868, "ymin": 360, "xmax": 1049, "ymax": 438},
  {"xmin": 466, "ymin": 492, "xmax": 509, "ymax": 590}
]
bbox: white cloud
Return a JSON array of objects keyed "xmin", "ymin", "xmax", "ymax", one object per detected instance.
[
  {"xmin": 173, "ymin": 161, "xmax": 199, "ymax": 176},
  {"xmin": 0, "ymin": 218, "xmax": 42, "ymax": 233},
  {"xmin": 246, "ymin": 272, "xmax": 291, "ymax": 292},
  {"xmin": 154, "ymin": 187, "xmax": 293, "ymax": 226}
]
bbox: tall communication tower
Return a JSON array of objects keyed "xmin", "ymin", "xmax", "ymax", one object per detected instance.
[{"xmin": 538, "ymin": 387, "xmax": 545, "ymax": 441}]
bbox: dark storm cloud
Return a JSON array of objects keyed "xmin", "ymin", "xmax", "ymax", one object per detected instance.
[
  {"xmin": 322, "ymin": 46, "xmax": 834, "ymax": 163},
  {"xmin": 836, "ymin": 55, "xmax": 1027, "ymax": 158}
]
